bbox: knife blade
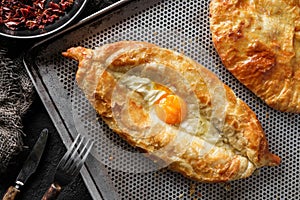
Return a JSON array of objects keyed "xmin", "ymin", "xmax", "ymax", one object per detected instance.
[{"xmin": 2, "ymin": 128, "xmax": 48, "ymax": 200}]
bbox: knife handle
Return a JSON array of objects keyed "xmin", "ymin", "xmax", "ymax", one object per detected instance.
[
  {"xmin": 2, "ymin": 186, "xmax": 20, "ymax": 200},
  {"xmin": 41, "ymin": 183, "xmax": 61, "ymax": 200}
]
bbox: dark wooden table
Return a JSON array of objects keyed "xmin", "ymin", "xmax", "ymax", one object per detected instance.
[{"xmin": 0, "ymin": 1, "xmax": 120, "ymax": 199}]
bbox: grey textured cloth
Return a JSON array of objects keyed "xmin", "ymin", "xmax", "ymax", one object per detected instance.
[{"xmin": 0, "ymin": 49, "xmax": 34, "ymax": 173}]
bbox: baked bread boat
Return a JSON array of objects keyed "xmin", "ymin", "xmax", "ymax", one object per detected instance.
[
  {"xmin": 210, "ymin": 0, "xmax": 300, "ymax": 112},
  {"xmin": 62, "ymin": 41, "xmax": 280, "ymax": 182}
]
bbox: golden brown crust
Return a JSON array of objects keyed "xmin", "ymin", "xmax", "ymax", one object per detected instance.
[
  {"xmin": 63, "ymin": 41, "xmax": 280, "ymax": 182},
  {"xmin": 209, "ymin": 0, "xmax": 300, "ymax": 112}
]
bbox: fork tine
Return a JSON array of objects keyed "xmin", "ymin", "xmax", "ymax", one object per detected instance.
[
  {"xmin": 66, "ymin": 137, "xmax": 87, "ymax": 174},
  {"xmin": 78, "ymin": 138, "xmax": 92, "ymax": 160},
  {"xmin": 58, "ymin": 134, "xmax": 81, "ymax": 167},
  {"xmin": 62, "ymin": 135, "xmax": 84, "ymax": 171},
  {"xmin": 68, "ymin": 139, "xmax": 94, "ymax": 175},
  {"xmin": 77, "ymin": 140, "xmax": 94, "ymax": 168}
]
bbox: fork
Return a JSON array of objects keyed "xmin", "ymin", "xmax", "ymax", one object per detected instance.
[{"xmin": 41, "ymin": 135, "xmax": 94, "ymax": 200}]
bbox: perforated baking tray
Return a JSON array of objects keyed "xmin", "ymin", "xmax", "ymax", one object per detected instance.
[{"xmin": 24, "ymin": 0, "xmax": 299, "ymax": 199}]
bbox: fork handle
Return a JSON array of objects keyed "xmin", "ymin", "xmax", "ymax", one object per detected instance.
[
  {"xmin": 2, "ymin": 186, "xmax": 20, "ymax": 200},
  {"xmin": 41, "ymin": 183, "xmax": 61, "ymax": 200}
]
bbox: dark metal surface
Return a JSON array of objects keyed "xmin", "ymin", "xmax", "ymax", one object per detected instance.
[{"xmin": 16, "ymin": 129, "xmax": 48, "ymax": 185}]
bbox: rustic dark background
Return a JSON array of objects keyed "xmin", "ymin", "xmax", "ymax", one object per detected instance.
[{"xmin": 0, "ymin": 0, "xmax": 120, "ymax": 199}]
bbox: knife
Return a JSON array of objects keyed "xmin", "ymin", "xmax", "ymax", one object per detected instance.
[{"xmin": 2, "ymin": 128, "xmax": 48, "ymax": 200}]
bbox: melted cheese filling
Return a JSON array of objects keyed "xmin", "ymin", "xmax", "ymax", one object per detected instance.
[{"xmin": 119, "ymin": 75, "xmax": 187, "ymax": 125}]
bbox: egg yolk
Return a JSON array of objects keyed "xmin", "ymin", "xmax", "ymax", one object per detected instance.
[{"xmin": 155, "ymin": 94, "xmax": 187, "ymax": 125}]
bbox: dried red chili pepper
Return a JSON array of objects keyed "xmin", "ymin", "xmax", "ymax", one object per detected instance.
[{"xmin": 0, "ymin": 0, "xmax": 75, "ymax": 31}]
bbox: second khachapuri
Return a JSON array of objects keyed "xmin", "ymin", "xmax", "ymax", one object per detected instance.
[{"xmin": 210, "ymin": 0, "xmax": 300, "ymax": 113}]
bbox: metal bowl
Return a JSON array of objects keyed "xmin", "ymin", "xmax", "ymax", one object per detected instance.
[{"xmin": 0, "ymin": 0, "xmax": 88, "ymax": 39}]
